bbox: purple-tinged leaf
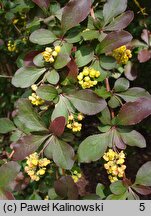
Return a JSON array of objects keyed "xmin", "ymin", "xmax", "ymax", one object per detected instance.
[
  {"xmin": 113, "ymin": 129, "xmax": 126, "ymax": 149},
  {"xmin": 116, "ymin": 87, "xmax": 150, "ymax": 102},
  {"xmin": 104, "ymin": 11, "xmax": 134, "ymax": 31},
  {"xmin": 67, "ymin": 59, "xmax": 79, "ymax": 80},
  {"xmin": 49, "ymin": 116, "xmax": 66, "ymax": 137},
  {"xmin": 24, "ymin": 51, "xmax": 40, "ymax": 67},
  {"xmin": 113, "ymin": 97, "xmax": 151, "ymax": 125},
  {"xmin": 0, "ymin": 191, "xmax": 15, "ymax": 200},
  {"xmin": 54, "ymin": 176, "xmax": 78, "ymax": 199},
  {"xmin": 32, "ymin": 0, "xmax": 50, "ymax": 9},
  {"xmin": 138, "ymin": 49, "xmax": 151, "ymax": 63},
  {"xmin": 124, "ymin": 62, "xmax": 138, "ymax": 81},
  {"xmin": 132, "ymin": 185, "xmax": 151, "ymax": 195},
  {"xmin": 135, "ymin": 162, "xmax": 151, "ymax": 186},
  {"xmin": 11, "ymin": 135, "xmax": 49, "ymax": 160},
  {"xmin": 103, "ymin": 0, "xmax": 127, "ymax": 25},
  {"xmin": 119, "ymin": 130, "xmax": 146, "ymax": 148},
  {"xmin": 141, "ymin": 29, "xmax": 150, "ymax": 45},
  {"xmin": 61, "ymin": 0, "xmax": 91, "ymax": 33},
  {"xmin": 66, "ymin": 90, "xmax": 107, "ymax": 115},
  {"xmin": 96, "ymin": 31, "xmax": 133, "ymax": 54},
  {"xmin": 0, "ymin": 162, "xmax": 20, "ymax": 189}
]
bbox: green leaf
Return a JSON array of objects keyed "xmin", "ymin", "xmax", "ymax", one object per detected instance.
[
  {"xmin": 66, "ymin": 90, "xmax": 107, "ymax": 115},
  {"xmin": 46, "ymin": 70, "xmax": 60, "ymax": 85},
  {"xmin": 48, "ymin": 188, "xmax": 58, "ymax": 200},
  {"xmin": 96, "ymin": 183, "xmax": 106, "ymax": 199},
  {"xmin": 29, "ymin": 29, "xmax": 57, "ymax": 45},
  {"xmin": 51, "ymin": 95, "xmax": 75, "ymax": 121},
  {"xmin": 110, "ymin": 180, "xmax": 127, "ymax": 195},
  {"xmin": 81, "ymin": 30, "xmax": 99, "ymax": 41},
  {"xmin": 33, "ymin": 53, "xmax": 45, "ymax": 68},
  {"xmin": 44, "ymin": 136, "xmax": 75, "ymax": 170},
  {"xmin": 108, "ymin": 96, "xmax": 120, "ymax": 108},
  {"xmin": 12, "ymin": 66, "xmax": 46, "ymax": 88},
  {"xmin": 119, "ymin": 130, "xmax": 146, "ymax": 148},
  {"xmin": 114, "ymin": 78, "xmax": 130, "ymax": 92},
  {"xmin": 103, "ymin": 0, "xmax": 127, "ymax": 25},
  {"xmin": 98, "ymin": 125, "xmax": 111, "ymax": 133},
  {"xmin": 116, "ymin": 87, "xmax": 151, "ymax": 102},
  {"xmin": 135, "ymin": 162, "xmax": 151, "ymax": 186},
  {"xmin": 106, "ymin": 192, "xmax": 128, "ymax": 200},
  {"xmin": 95, "ymin": 86, "xmax": 111, "ymax": 99},
  {"xmin": 17, "ymin": 99, "xmax": 48, "ymax": 132},
  {"xmin": 75, "ymin": 45, "xmax": 94, "ymax": 67},
  {"xmin": 0, "ymin": 162, "xmax": 20, "ymax": 189},
  {"xmin": 65, "ymin": 27, "xmax": 82, "ymax": 43},
  {"xmin": 54, "ymin": 43, "xmax": 72, "ymax": 69},
  {"xmin": 96, "ymin": 31, "xmax": 132, "ymax": 54},
  {"xmin": 0, "ymin": 118, "xmax": 15, "ymax": 134},
  {"xmin": 98, "ymin": 106, "xmax": 111, "ymax": 125},
  {"xmin": 113, "ymin": 97, "xmax": 151, "ymax": 125},
  {"xmin": 12, "ymin": 135, "xmax": 49, "ymax": 160},
  {"xmin": 36, "ymin": 85, "xmax": 58, "ymax": 101},
  {"xmin": 104, "ymin": 11, "xmax": 134, "ymax": 31},
  {"xmin": 61, "ymin": 0, "xmax": 91, "ymax": 33},
  {"xmin": 78, "ymin": 133, "xmax": 108, "ymax": 163},
  {"xmin": 100, "ymin": 56, "xmax": 117, "ymax": 70},
  {"xmin": 28, "ymin": 192, "xmax": 42, "ymax": 200}
]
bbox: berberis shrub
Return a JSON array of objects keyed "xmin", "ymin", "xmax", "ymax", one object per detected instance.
[{"xmin": 0, "ymin": 0, "xmax": 151, "ymax": 200}]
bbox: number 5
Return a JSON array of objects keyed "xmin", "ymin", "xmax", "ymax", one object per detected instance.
[{"xmin": 139, "ymin": 203, "xmax": 145, "ymax": 211}]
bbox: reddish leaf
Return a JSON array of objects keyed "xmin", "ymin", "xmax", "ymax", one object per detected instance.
[
  {"xmin": 132, "ymin": 185, "xmax": 151, "ymax": 195},
  {"xmin": 54, "ymin": 176, "xmax": 78, "ymax": 199},
  {"xmin": 49, "ymin": 116, "xmax": 66, "ymax": 137},
  {"xmin": 24, "ymin": 51, "xmax": 40, "ymax": 67},
  {"xmin": 113, "ymin": 129, "xmax": 126, "ymax": 149},
  {"xmin": 104, "ymin": 11, "xmax": 134, "ymax": 31},
  {"xmin": 0, "ymin": 190, "xmax": 15, "ymax": 200},
  {"xmin": 32, "ymin": 0, "xmax": 50, "ymax": 9},
  {"xmin": 11, "ymin": 135, "xmax": 49, "ymax": 160},
  {"xmin": 96, "ymin": 30, "xmax": 133, "ymax": 54},
  {"xmin": 113, "ymin": 97, "xmax": 151, "ymax": 125},
  {"xmin": 124, "ymin": 62, "xmax": 138, "ymax": 81},
  {"xmin": 138, "ymin": 49, "xmax": 151, "ymax": 63},
  {"xmin": 141, "ymin": 29, "xmax": 150, "ymax": 45},
  {"xmin": 61, "ymin": 0, "xmax": 92, "ymax": 33},
  {"xmin": 67, "ymin": 59, "xmax": 79, "ymax": 80}
]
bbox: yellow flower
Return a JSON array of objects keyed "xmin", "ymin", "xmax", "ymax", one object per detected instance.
[
  {"xmin": 103, "ymin": 149, "xmax": 126, "ymax": 182},
  {"xmin": 55, "ymin": 46, "xmax": 61, "ymax": 53},
  {"xmin": 77, "ymin": 67, "xmax": 100, "ymax": 89},
  {"xmin": 112, "ymin": 45, "xmax": 132, "ymax": 64},
  {"xmin": 28, "ymin": 93, "xmax": 44, "ymax": 106},
  {"xmin": 72, "ymin": 170, "xmax": 82, "ymax": 183}
]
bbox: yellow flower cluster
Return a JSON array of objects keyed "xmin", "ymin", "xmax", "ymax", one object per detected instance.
[
  {"xmin": 7, "ymin": 41, "xmax": 17, "ymax": 52},
  {"xmin": 42, "ymin": 46, "xmax": 61, "ymax": 63},
  {"xmin": 66, "ymin": 113, "xmax": 84, "ymax": 132},
  {"xmin": 72, "ymin": 170, "xmax": 82, "ymax": 183},
  {"xmin": 28, "ymin": 85, "xmax": 44, "ymax": 106},
  {"xmin": 77, "ymin": 67, "xmax": 100, "ymax": 89},
  {"xmin": 25, "ymin": 152, "xmax": 51, "ymax": 181},
  {"xmin": 112, "ymin": 45, "xmax": 132, "ymax": 64},
  {"xmin": 103, "ymin": 149, "xmax": 126, "ymax": 183}
]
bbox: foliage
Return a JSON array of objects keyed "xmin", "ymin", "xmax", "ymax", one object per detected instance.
[{"xmin": 0, "ymin": 0, "xmax": 151, "ymax": 200}]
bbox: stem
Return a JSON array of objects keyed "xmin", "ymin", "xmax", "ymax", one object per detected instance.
[
  {"xmin": 105, "ymin": 78, "xmax": 115, "ymax": 119},
  {"xmin": 8, "ymin": 150, "xmax": 15, "ymax": 159},
  {"xmin": 90, "ymin": 7, "xmax": 95, "ymax": 19}
]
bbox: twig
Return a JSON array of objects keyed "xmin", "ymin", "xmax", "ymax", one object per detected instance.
[{"xmin": 8, "ymin": 150, "xmax": 15, "ymax": 159}]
